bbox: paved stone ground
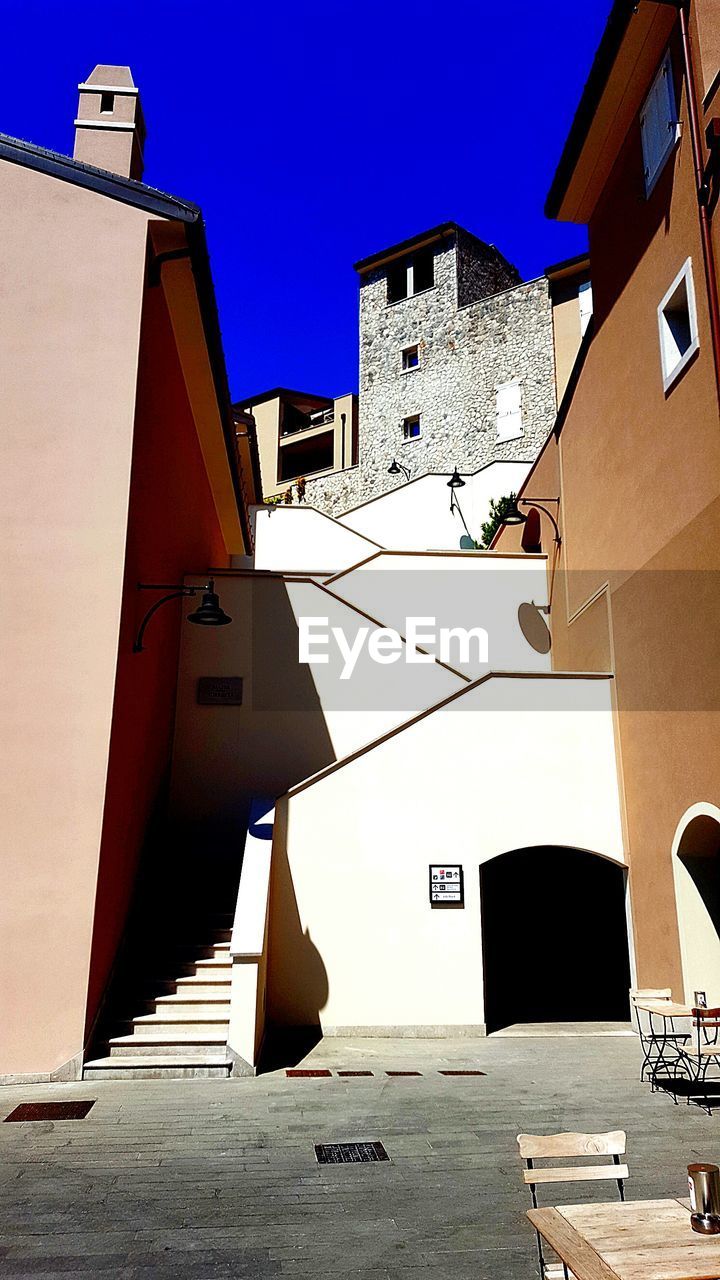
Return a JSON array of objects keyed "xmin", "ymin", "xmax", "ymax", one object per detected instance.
[{"xmin": 0, "ymin": 1035, "xmax": 718, "ymax": 1279}]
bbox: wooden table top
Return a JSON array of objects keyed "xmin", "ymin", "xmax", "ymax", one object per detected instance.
[
  {"xmin": 528, "ymin": 1199, "xmax": 720, "ymax": 1280},
  {"xmin": 634, "ymin": 1000, "xmax": 695, "ymax": 1017}
]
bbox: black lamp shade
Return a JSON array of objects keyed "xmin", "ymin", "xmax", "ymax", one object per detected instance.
[
  {"xmin": 187, "ymin": 581, "xmax": 232, "ymax": 627},
  {"xmin": 447, "ymin": 469, "xmax": 466, "ymax": 489},
  {"xmin": 502, "ymin": 498, "xmax": 527, "ymax": 526},
  {"xmin": 388, "ymin": 459, "xmax": 401, "ymax": 475}
]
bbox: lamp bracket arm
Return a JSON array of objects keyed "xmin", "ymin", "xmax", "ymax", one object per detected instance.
[
  {"xmin": 133, "ymin": 589, "xmax": 195, "ymax": 653},
  {"xmin": 520, "ymin": 499, "xmax": 562, "ymax": 544}
]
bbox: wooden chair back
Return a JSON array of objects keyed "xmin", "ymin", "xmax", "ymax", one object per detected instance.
[
  {"xmin": 693, "ymin": 1007, "xmax": 720, "ymax": 1047},
  {"xmin": 518, "ymin": 1132, "xmax": 628, "ymax": 1278},
  {"xmin": 517, "ymin": 1130, "xmax": 628, "ymax": 1194},
  {"xmin": 630, "ymin": 988, "xmax": 672, "ymax": 1001}
]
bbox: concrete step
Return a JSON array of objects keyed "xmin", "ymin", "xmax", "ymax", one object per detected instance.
[
  {"xmin": 84, "ymin": 1053, "xmax": 233, "ymax": 1080},
  {"xmin": 170, "ymin": 941, "xmax": 231, "ymax": 960},
  {"xmin": 166, "ymin": 980, "xmax": 232, "ymax": 997},
  {"xmin": 191, "ymin": 956, "xmax": 232, "ymax": 970},
  {"xmin": 107, "ymin": 1032, "xmax": 228, "ymax": 1057},
  {"xmin": 152, "ymin": 993, "xmax": 231, "ymax": 1011},
  {"xmin": 131, "ymin": 1011, "xmax": 230, "ymax": 1028},
  {"xmin": 149, "ymin": 973, "xmax": 232, "ymax": 992}
]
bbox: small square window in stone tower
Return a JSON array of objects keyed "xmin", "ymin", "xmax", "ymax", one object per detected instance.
[{"xmin": 402, "ymin": 415, "xmax": 421, "ymax": 441}]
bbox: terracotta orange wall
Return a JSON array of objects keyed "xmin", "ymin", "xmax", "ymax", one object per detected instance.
[
  {"xmin": 85, "ymin": 279, "xmax": 229, "ymax": 1033},
  {"xmin": 506, "ymin": 21, "xmax": 720, "ymax": 997}
]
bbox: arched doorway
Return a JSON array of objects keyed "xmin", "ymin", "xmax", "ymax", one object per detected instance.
[
  {"xmin": 480, "ymin": 846, "xmax": 631, "ymax": 1032},
  {"xmin": 673, "ymin": 805, "xmax": 720, "ymax": 1007}
]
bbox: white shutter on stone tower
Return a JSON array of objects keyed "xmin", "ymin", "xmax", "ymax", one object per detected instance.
[{"xmin": 495, "ymin": 381, "xmax": 523, "ymax": 442}]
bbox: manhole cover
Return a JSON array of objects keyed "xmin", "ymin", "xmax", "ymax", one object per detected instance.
[
  {"xmin": 315, "ymin": 1141, "xmax": 389, "ymax": 1164},
  {"xmin": 4, "ymin": 1101, "xmax": 95, "ymax": 1122}
]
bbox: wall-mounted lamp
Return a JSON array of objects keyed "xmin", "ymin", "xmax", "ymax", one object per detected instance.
[
  {"xmin": 502, "ymin": 496, "xmax": 562, "ymax": 616},
  {"xmin": 446, "ymin": 467, "xmax": 474, "ymax": 545},
  {"xmin": 133, "ymin": 579, "xmax": 232, "ymax": 653},
  {"xmin": 388, "ymin": 458, "xmax": 410, "ymax": 482},
  {"xmin": 502, "ymin": 496, "xmax": 561, "ymax": 546}
]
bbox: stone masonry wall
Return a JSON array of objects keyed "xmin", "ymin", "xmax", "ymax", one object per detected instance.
[{"xmin": 302, "ymin": 235, "xmax": 556, "ymax": 519}]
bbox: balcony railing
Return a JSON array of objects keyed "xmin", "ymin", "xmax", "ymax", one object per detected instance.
[{"xmin": 281, "ymin": 406, "xmax": 335, "ymax": 437}]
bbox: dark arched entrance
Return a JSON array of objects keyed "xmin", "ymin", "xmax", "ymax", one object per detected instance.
[{"xmin": 480, "ymin": 846, "xmax": 631, "ymax": 1032}]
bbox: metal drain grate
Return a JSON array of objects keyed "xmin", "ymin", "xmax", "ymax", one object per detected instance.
[
  {"xmin": 4, "ymin": 1101, "xmax": 95, "ymax": 1122},
  {"xmin": 439, "ymin": 1070, "xmax": 486, "ymax": 1077},
  {"xmin": 315, "ymin": 1141, "xmax": 389, "ymax": 1164},
  {"xmin": 337, "ymin": 1070, "xmax": 374, "ymax": 1077},
  {"xmin": 286, "ymin": 1069, "xmax": 331, "ymax": 1078},
  {"xmin": 386, "ymin": 1070, "xmax": 422, "ymax": 1076}
]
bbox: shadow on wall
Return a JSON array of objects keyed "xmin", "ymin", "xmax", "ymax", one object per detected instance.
[
  {"xmin": 169, "ymin": 575, "xmax": 337, "ymax": 858},
  {"xmin": 675, "ymin": 812, "xmax": 720, "ymax": 1004},
  {"xmin": 261, "ymin": 805, "xmax": 329, "ymax": 1070},
  {"xmin": 480, "ymin": 846, "xmax": 631, "ymax": 1033},
  {"xmin": 678, "ymin": 815, "xmax": 720, "ymax": 937}
]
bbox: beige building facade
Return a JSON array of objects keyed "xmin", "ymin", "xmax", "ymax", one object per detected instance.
[
  {"xmin": 1, "ymin": 68, "xmax": 259, "ymax": 1082},
  {"xmin": 235, "ymin": 387, "xmax": 358, "ymax": 501},
  {"xmin": 495, "ymin": 0, "xmax": 720, "ymax": 1007}
]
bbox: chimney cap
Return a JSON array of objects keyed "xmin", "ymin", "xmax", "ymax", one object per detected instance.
[{"xmin": 78, "ymin": 64, "xmax": 137, "ymax": 91}]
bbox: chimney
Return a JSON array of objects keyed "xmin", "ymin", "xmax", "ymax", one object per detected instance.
[{"xmin": 74, "ymin": 65, "xmax": 146, "ymax": 181}]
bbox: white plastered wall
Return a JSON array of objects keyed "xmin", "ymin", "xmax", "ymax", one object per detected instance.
[
  {"xmin": 268, "ymin": 674, "xmax": 625, "ymax": 1032},
  {"xmin": 252, "ymin": 505, "xmax": 382, "ymax": 574},
  {"xmin": 168, "ymin": 574, "xmax": 466, "ymax": 842},
  {"xmin": 337, "ymin": 461, "xmax": 533, "ymax": 550},
  {"xmin": 325, "ymin": 552, "xmax": 551, "ymax": 678}
]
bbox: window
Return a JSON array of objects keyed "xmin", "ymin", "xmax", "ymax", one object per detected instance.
[
  {"xmin": 402, "ymin": 345, "xmax": 420, "ymax": 371},
  {"xmin": 578, "ymin": 281, "xmax": 593, "ymax": 337},
  {"xmin": 412, "ymin": 246, "xmax": 434, "ymax": 293},
  {"xmin": 402, "ymin": 415, "xmax": 421, "ymax": 441},
  {"xmin": 657, "ymin": 257, "xmax": 699, "ymax": 392},
  {"xmin": 387, "ymin": 247, "xmax": 435, "ymax": 303},
  {"xmin": 387, "ymin": 260, "xmax": 408, "ymax": 303},
  {"xmin": 495, "ymin": 382, "xmax": 523, "ymax": 442},
  {"xmin": 640, "ymin": 51, "xmax": 679, "ymax": 196},
  {"xmin": 100, "ymin": 92, "xmax": 115, "ymax": 114}
]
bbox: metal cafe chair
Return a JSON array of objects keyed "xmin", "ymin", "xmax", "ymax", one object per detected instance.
[
  {"xmin": 629, "ymin": 988, "xmax": 690, "ymax": 1090},
  {"xmin": 682, "ymin": 1007, "xmax": 720, "ymax": 1115},
  {"xmin": 517, "ymin": 1130, "xmax": 629, "ymax": 1280}
]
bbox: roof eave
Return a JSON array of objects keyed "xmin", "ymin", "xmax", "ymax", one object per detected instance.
[
  {"xmin": 353, "ymin": 222, "xmax": 458, "ymax": 274},
  {"xmin": 0, "ymin": 132, "xmax": 200, "ymax": 222}
]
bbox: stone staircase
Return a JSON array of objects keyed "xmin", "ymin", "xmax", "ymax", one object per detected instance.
[{"xmin": 84, "ymin": 917, "xmax": 234, "ymax": 1080}]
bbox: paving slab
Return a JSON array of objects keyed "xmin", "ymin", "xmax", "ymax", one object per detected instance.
[{"xmin": 0, "ymin": 1035, "xmax": 717, "ymax": 1277}]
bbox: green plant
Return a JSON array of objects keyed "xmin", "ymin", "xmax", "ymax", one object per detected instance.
[{"xmin": 478, "ymin": 493, "xmax": 517, "ymax": 549}]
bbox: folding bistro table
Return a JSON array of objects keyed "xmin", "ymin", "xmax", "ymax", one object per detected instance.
[
  {"xmin": 528, "ymin": 1198, "xmax": 720, "ymax": 1280},
  {"xmin": 633, "ymin": 999, "xmax": 694, "ymax": 1095}
]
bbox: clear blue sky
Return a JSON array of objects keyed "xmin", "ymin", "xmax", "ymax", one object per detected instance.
[{"xmin": 1, "ymin": 1, "xmax": 610, "ymax": 401}]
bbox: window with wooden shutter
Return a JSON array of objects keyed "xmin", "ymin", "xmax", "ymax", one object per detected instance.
[
  {"xmin": 640, "ymin": 51, "xmax": 679, "ymax": 196},
  {"xmin": 579, "ymin": 281, "xmax": 593, "ymax": 337},
  {"xmin": 495, "ymin": 382, "xmax": 523, "ymax": 442}
]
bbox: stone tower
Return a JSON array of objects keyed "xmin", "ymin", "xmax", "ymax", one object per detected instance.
[{"xmin": 301, "ymin": 222, "xmax": 556, "ymax": 516}]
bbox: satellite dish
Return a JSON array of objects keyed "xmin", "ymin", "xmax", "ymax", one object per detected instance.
[
  {"xmin": 518, "ymin": 601, "xmax": 552, "ymax": 654},
  {"xmin": 459, "ymin": 534, "xmax": 475, "ymax": 550}
]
